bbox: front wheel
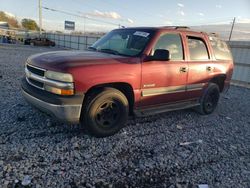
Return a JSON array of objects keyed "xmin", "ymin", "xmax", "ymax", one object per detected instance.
[
  {"xmin": 81, "ymin": 88, "xmax": 129, "ymax": 137},
  {"xmin": 195, "ymin": 83, "xmax": 220, "ymax": 115}
]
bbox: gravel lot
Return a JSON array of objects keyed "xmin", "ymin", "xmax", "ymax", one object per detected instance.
[{"xmin": 0, "ymin": 44, "xmax": 250, "ymax": 188}]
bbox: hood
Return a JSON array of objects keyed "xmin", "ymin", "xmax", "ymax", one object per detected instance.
[{"xmin": 28, "ymin": 50, "xmax": 138, "ymax": 71}]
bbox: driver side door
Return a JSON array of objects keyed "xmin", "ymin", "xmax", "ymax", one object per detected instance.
[{"xmin": 140, "ymin": 32, "xmax": 188, "ymax": 107}]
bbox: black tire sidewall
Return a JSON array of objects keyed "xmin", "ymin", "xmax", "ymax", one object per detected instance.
[
  {"xmin": 200, "ymin": 83, "xmax": 220, "ymax": 114},
  {"xmin": 83, "ymin": 88, "xmax": 129, "ymax": 137}
]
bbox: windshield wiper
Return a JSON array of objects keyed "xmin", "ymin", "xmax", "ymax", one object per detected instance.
[
  {"xmin": 87, "ymin": 46, "xmax": 97, "ymax": 51},
  {"xmin": 99, "ymin": 48, "xmax": 121, "ymax": 55}
]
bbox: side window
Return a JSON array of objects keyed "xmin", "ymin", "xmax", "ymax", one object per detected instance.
[
  {"xmin": 153, "ymin": 33, "xmax": 183, "ymax": 60},
  {"xmin": 188, "ymin": 37, "xmax": 209, "ymax": 60},
  {"xmin": 210, "ymin": 37, "xmax": 232, "ymax": 60}
]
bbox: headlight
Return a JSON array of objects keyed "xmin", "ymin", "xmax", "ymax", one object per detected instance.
[
  {"xmin": 44, "ymin": 71, "xmax": 74, "ymax": 95},
  {"xmin": 45, "ymin": 70, "xmax": 73, "ymax": 82}
]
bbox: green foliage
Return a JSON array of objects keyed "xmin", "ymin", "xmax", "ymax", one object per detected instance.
[{"xmin": 21, "ymin": 18, "xmax": 39, "ymax": 31}]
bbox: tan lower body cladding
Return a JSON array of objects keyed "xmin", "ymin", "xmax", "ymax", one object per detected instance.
[{"xmin": 142, "ymin": 83, "xmax": 205, "ymax": 97}]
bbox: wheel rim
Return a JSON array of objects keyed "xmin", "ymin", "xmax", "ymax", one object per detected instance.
[
  {"xmin": 204, "ymin": 89, "xmax": 219, "ymax": 113},
  {"xmin": 94, "ymin": 99, "xmax": 121, "ymax": 128}
]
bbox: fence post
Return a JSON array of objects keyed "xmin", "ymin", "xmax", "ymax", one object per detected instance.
[
  {"xmin": 54, "ymin": 33, "xmax": 56, "ymax": 47},
  {"xmin": 57, "ymin": 34, "xmax": 59, "ymax": 48},
  {"xmin": 64, "ymin": 34, "xmax": 65, "ymax": 48},
  {"xmin": 85, "ymin": 36, "xmax": 88, "ymax": 50},
  {"xmin": 70, "ymin": 34, "xmax": 72, "ymax": 49},
  {"xmin": 58, "ymin": 34, "xmax": 60, "ymax": 48},
  {"xmin": 78, "ymin": 35, "xmax": 80, "ymax": 50}
]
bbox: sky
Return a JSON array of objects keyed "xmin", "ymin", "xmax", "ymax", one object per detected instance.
[{"xmin": 0, "ymin": 0, "xmax": 250, "ymax": 32}]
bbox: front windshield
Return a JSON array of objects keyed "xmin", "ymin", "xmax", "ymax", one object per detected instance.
[{"xmin": 90, "ymin": 29, "xmax": 155, "ymax": 57}]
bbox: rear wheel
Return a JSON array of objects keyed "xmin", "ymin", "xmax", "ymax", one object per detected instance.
[
  {"xmin": 81, "ymin": 88, "xmax": 129, "ymax": 137},
  {"xmin": 195, "ymin": 83, "xmax": 220, "ymax": 115}
]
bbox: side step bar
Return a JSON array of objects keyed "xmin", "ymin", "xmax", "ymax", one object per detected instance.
[{"xmin": 134, "ymin": 99, "xmax": 200, "ymax": 117}]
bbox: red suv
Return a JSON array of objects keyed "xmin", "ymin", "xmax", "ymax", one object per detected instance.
[{"xmin": 21, "ymin": 26, "xmax": 234, "ymax": 137}]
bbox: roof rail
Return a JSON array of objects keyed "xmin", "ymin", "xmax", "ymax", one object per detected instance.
[
  {"xmin": 209, "ymin": 32, "xmax": 219, "ymax": 37},
  {"xmin": 175, "ymin": 26, "xmax": 190, "ymax": 30},
  {"xmin": 162, "ymin": 26, "xmax": 190, "ymax": 30}
]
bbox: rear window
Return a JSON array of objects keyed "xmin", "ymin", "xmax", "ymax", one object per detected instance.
[
  {"xmin": 187, "ymin": 37, "xmax": 209, "ymax": 60},
  {"xmin": 210, "ymin": 37, "xmax": 232, "ymax": 60}
]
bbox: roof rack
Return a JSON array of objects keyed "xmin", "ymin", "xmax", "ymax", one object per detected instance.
[
  {"xmin": 162, "ymin": 26, "xmax": 190, "ymax": 30},
  {"xmin": 175, "ymin": 26, "xmax": 190, "ymax": 30},
  {"xmin": 209, "ymin": 32, "xmax": 219, "ymax": 37}
]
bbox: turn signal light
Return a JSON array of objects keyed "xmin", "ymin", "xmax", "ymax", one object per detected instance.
[{"xmin": 44, "ymin": 85, "xmax": 74, "ymax": 96}]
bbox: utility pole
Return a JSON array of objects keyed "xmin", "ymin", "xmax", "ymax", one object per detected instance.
[
  {"xmin": 39, "ymin": 0, "xmax": 42, "ymax": 37},
  {"xmin": 229, "ymin": 17, "xmax": 236, "ymax": 41}
]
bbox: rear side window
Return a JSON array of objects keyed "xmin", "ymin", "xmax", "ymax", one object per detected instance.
[
  {"xmin": 153, "ymin": 33, "xmax": 183, "ymax": 60},
  {"xmin": 188, "ymin": 37, "xmax": 209, "ymax": 60},
  {"xmin": 210, "ymin": 37, "xmax": 232, "ymax": 60}
]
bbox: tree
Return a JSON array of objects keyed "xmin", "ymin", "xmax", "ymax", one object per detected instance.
[
  {"xmin": 21, "ymin": 19, "xmax": 39, "ymax": 31},
  {"xmin": 0, "ymin": 11, "xmax": 19, "ymax": 28}
]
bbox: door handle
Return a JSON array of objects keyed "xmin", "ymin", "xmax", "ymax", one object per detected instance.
[
  {"xmin": 180, "ymin": 67, "xmax": 187, "ymax": 73},
  {"xmin": 206, "ymin": 66, "xmax": 212, "ymax": 72}
]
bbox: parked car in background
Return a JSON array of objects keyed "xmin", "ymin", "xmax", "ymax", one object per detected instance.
[
  {"xmin": 24, "ymin": 38, "xmax": 55, "ymax": 46},
  {"xmin": 21, "ymin": 26, "xmax": 234, "ymax": 137}
]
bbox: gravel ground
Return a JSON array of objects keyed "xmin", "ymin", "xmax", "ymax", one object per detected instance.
[{"xmin": 0, "ymin": 44, "xmax": 250, "ymax": 188}]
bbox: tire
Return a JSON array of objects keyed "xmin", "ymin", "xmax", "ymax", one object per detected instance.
[
  {"xmin": 81, "ymin": 88, "xmax": 129, "ymax": 137},
  {"xmin": 195, "ymin": 83, "xmax": 220, "ymax": 115}
]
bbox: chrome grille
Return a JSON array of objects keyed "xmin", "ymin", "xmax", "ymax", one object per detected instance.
[
  {"xmin": 28, "ymin": 78, "xmax": 44, "ymax": 88},
  {"xmin": 25, "ymin": 64, "xmax": 46, "ymax": 90},
  {"xmin": 26, "ymin": 64, "xmax": 45, "ymax": 77},
  {"xmin": 25, "ymin": 64, "xmax": 74, "ymax": 91}
]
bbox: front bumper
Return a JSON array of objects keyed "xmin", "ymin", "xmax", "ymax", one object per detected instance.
[{"xmin": 21, "ymin": 78, "xmax": 84, "ymax": 123}]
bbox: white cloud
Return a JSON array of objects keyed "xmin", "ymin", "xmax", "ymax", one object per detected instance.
[
  {"xmin": 178, "ymin": 10, "xmax": 185, "ymax": 16},
  {"xmin": 234, "ymin": 29, "xmax": 250, "ymax": 34},
  {"xmin": 237, "ymin": 18, "xmax": 250, "ymax": 24},
  {"xmin": 88, "ymin": 10, "xmax": 121, "ymax": 20},
  {"xmin": 157, "ymin": 14, "xmax": 164, "ymax": 18},
  {"xmin": 127, "ymin": 18, "xmax": 134, "ymax": 24},
  {"xmin": 177, "ymin": 3, "xmax": 185, "ymax": 16},
  {"xmin": 164, "ymin": 20, "xmax": 173, "ymax": 25},
  {"xmin": 86, "ymin": 10, "xmax": 134, "ymax": 24},
  {"xmin": 216, "ymin": 5, "xmax": 222, "ymax": 8},
  {"xmin": 198, "ymin": 13, "xmax": 204, "ymax": 16},
  {"xmin": 177, "ymin": 3, "xmax": 184, "ymax": 7}
]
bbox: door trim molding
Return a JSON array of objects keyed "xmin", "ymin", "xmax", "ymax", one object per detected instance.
[
  {"xmin": 142, "ymin": 83, "xmax": 205, "ymax": 97},
  {"xmin": 186, "ymin": 83, "xmax": 206, "ymax": 91},
  {"xmin": 142, "ymin": 85, "xmax": 186, "ymax": 97}
]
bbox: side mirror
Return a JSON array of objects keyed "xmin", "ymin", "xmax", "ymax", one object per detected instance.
[{"xmin": 146, "ymin": 49, "xmax": 170, "ymax": 61}]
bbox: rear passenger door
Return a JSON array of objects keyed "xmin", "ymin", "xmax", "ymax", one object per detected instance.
[{"xmin": 185, "ymin": 35, "xmax": 213, "ymax": 99}]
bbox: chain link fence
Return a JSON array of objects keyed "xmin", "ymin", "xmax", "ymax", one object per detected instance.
[
  {"xmin": 45, "ymin": 33, "xmax": 100, "ymax": 50},
  {"xmin": 229, "ymin": 41, "xmax": 250, "ymax": 87}
]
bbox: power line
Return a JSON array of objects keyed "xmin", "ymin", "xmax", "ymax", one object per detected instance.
[
  {"xmin": 153, "ymin": 17, "xmax": 233, "ymax": 27},
  {"xmin": 42, "ymin": 6, "xmax": 120, "ymax": 27}
]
